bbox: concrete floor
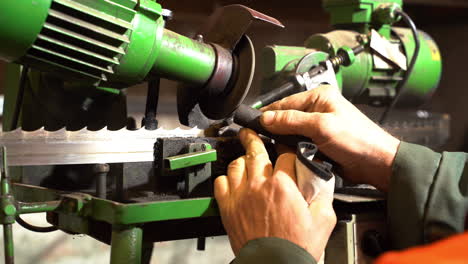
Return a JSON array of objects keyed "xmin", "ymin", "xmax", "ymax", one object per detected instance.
[{"xmin": 0, "ymin": 214, "xmax": 234, "ymax": 264}]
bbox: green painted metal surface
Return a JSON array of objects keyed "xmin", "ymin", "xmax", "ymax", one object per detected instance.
[
  {"xmin": 305, "ymin": 30, "xmax": 370, "ymax": 98},
  {"xmin": 3, "ymin": 224, "xmax": 14, "ymax": 264},
  {"xmin": 394, "ymin": 27, "xmax": 442, "ymax": 99},
  {"xmin": 0, "ymin": 0, "xmax": 52, "ymax": 62},
  {"xmin": 0, "ymin": 0, "xmax": 218, "ymax": 88},
  {"xmin": 90, "ymin": 197, "xmax": 219, "ymax": 225},
  {"xmin": 151, "ymin": 29, "xmax": 217, "ymax": 85},
  {"xmin": 11, "ymin": 182, "xmax": 220, "ymax": 224},
  {"xmin": 323, "ymin": 0, "xmax": 403, "ymax": 26},
  {"xmin": 261, "ymin": 46, "xmax": 314, "ymax": 79},
  {"xmin": 110, "ymin": 226, "xmax": 142, "ymax": 264},
  {"xmin": 96, "ymin": 87, "xmax": 122, "ymax": 95},
  {"xmin": 111, "ymin": 0, "xmax": 164, "ymax": 84},
  {"xmin": 69, "ymin": 0, "xmax": 137, "ymax": 21},
  {"xmin": 302, "ymin": 15, "xmax": 442, "ymax": 104},
  {"xmin": 260, "ymin": 45, "xmax": 344, "ymax": 94},
  {"xmin": 166, "ymin": 148, "xmax": 217, "ymax": 170},
  {"xmin": 1, "ymin": 147, "xmax": 14, "ymax": 264},
  {"xmin": 18, "ymin": 201, "xmax": 61, "ymax": 214}
]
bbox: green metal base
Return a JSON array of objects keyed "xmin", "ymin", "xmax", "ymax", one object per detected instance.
[
  {"xmin": 10, "ymin": 183, "xmax": 224, "ymax": 263},
  {"xmin": 111, "ymin": 226, "xmax": 143, "ymax": 264}
]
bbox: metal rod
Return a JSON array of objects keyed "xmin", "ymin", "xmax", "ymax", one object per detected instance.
[
  {"xmin": 94, "ymin": 164, "xmax": 110, "ymax": 199},
  {"xmin": 197, "ymin": 237, "xmax": 206, "ymax": 251},
  {"xmin": 97, "ymin": 173, "xmax": 107, "ymax": 199},
  {"xmin": 3, "ymin": 224, "xmax": 14, "ymax": 264},
  {"xmin": 110, "ymin": 226, "xmax": 143, "ymax": 264},
  {"xmin": 143, "ymin": 79, "xmax": 160, "ymax": 131},
  {"xmin": 1, "ymin": 147, "xmax": 14, "ymax": 263},
  {"xmin": 10, "ymin": 66, "xmax": 29, "ymax": 131}
]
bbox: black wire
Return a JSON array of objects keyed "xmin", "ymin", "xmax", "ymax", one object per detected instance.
[
  {"xmin": 10, "ymin": 66, "xmax": 30, "ymax": 130},
  {"xmin": 16, "ymin": 215, "xmax": 58, "ymax": 233},
  {"xmin": 379, "ymin": 10, "xmax": 421, "ymax": 125}
]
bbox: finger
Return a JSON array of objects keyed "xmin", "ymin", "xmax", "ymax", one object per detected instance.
[
  {"xmin": 273, "ymin": 153, "xmax": 297, "ymax": 183},
  {"xmin": 239, "ymin": 128, "xmax": 273, "ymax": 179},
  {"xmin": 275, "ymin": 144, "xmax": 294, "ymax": 156},
  {"xmin": 260, "ymin": 85, "xmax": 337, "ymax": 112},
  {"xmin": 260, "ymin": 90, "xmax": 313, "ymax": 112},
  {"xmin": 261, "ymin": 110, "xmax": 333, "ymax": 143},
  {"xmin": 227, "ymin": 157, "xmax": 247, "ymax": 190},
  {"xmin": 214, "ymin": 175, "xmax": 229, "ymax": 203}
]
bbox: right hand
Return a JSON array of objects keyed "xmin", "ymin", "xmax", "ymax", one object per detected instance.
[{"xmin": 260, "ymin": 85, "xmax": 400, "ymax": 192}]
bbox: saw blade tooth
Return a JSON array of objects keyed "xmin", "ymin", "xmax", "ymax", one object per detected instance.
[{"xmin": 56, "ymin": 127, "xmax": 67, "ymax": 133}]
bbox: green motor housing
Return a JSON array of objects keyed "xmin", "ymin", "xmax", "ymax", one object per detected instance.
[
  {"xmin": 305, "ymin": 27, "xmax": 442, "ymax": 106},
  {"xmin": 261, "ymin": 0, "xmax": 442, "ymax": 107},
  {"xmin": 0, "ymin": 0, "xmax": 217, "ymax": 87}
]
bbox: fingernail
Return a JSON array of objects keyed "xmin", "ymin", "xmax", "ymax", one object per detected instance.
[{"xmin": 261, "ymin": 111, "xmax": 275, "ymax": 126}]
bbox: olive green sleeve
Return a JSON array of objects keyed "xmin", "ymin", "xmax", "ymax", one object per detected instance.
[
  {"xmin": 388, "ymin": 142, "xmax": 468, "ymax": 249},
  {"xmin": 232, "ymin": 237, "xmax": 317, "ymax": 264}
]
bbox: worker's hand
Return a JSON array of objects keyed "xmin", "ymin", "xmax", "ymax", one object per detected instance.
[
  {"xmin": 214, "ymin": 129, "xmax": 336, "ymax": 260},
  {"xmin": 261, "ymin": 85, "xmax": 400, "ymax": 192}
]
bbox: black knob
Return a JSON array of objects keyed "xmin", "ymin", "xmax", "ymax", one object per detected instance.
[{"xmin": 361, "ymin": 230, "xmax": 387, "ymax": 258}]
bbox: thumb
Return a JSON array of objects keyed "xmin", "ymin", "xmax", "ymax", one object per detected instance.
[{"xmin": 260, "ymin": 110, "xmax": 327, "ymax": 141}]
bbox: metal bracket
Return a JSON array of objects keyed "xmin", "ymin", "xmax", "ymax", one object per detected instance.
[
  {"xmin": 165, "ymin": 144, "xmax": 217, "ymax": 171},
  {"xmin": 164, "ymin": 143, "xmax": 217, "ymax": 198},
  {"xmin": 300, "ymin": 61, "xmax": 339, "ymax": 91},
  {"xmin": 295, "ymin": 52, "xmax": 340, "ymax": 91}
]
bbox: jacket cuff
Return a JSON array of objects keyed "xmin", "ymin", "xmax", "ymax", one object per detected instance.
[
  {"xmin": 388, "ymin": 142, "xmax": 442, "ymax": 249},
  {"xmin": 232, "ymin": 237, "xmax": 317, "ymax": 264}
]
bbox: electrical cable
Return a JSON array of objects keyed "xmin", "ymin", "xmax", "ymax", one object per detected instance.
[
  {"xmin": 379, "ymin": 10, "xmax": 421, "ymax": 125},
  {"xmin": 15, "ymin": 215, "xmax": 58, "ymax": 233}
]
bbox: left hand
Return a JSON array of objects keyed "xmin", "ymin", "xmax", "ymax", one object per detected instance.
[{"xmin": 214, "ymin": 128, "xmax": 336, "ymax": 260}]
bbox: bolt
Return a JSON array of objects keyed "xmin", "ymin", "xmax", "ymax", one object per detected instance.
[
  {"xmin": 3, "ymin": 204, "xmax": 16, "ymax": 216},
  {"xmin": 94, "ymin": 164, "xmax": 109, "ymax": 199},
  {"xmin": 93, "ymin": 164, "xmax": 110, "ymax": 174},
  {"xmin": 195, "ymin": 34, "xmax": 204, "ymax": 42}
]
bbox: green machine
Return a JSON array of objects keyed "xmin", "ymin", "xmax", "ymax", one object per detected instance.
[
  {"xmin": 0, "ymin": 1, "xmax": 286, "ymax": 263},
  {"xmin": 258, "ymin": 0, "xmax": 442, "ymax": 120},
  {"xmin": 0, "ymin": 0, "xmax": 445, "ymax": 263}
]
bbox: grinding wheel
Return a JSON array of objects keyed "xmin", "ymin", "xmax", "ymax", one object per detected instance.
[{"xmin": 177, "ymin": 35, "xmax": 255, "ymax": 128}]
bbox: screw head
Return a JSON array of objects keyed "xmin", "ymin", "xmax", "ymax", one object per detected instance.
[
  {"xmin": 93, "ymin": 164, "xmax": 110, "ymax": 174},
  {"xmin": 3, "ymin": 204, "xmax": 16, "ymax": 216}
]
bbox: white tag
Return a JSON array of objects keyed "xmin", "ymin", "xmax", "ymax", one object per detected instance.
[{"xmin": 370, "ymin": 29, "xmax": 407, "ymax": 70}]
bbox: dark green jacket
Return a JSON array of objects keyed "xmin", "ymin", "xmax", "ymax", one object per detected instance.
[{"xmin": 232, "ymin": 142, "xmax": 468, "ymax": 264}]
